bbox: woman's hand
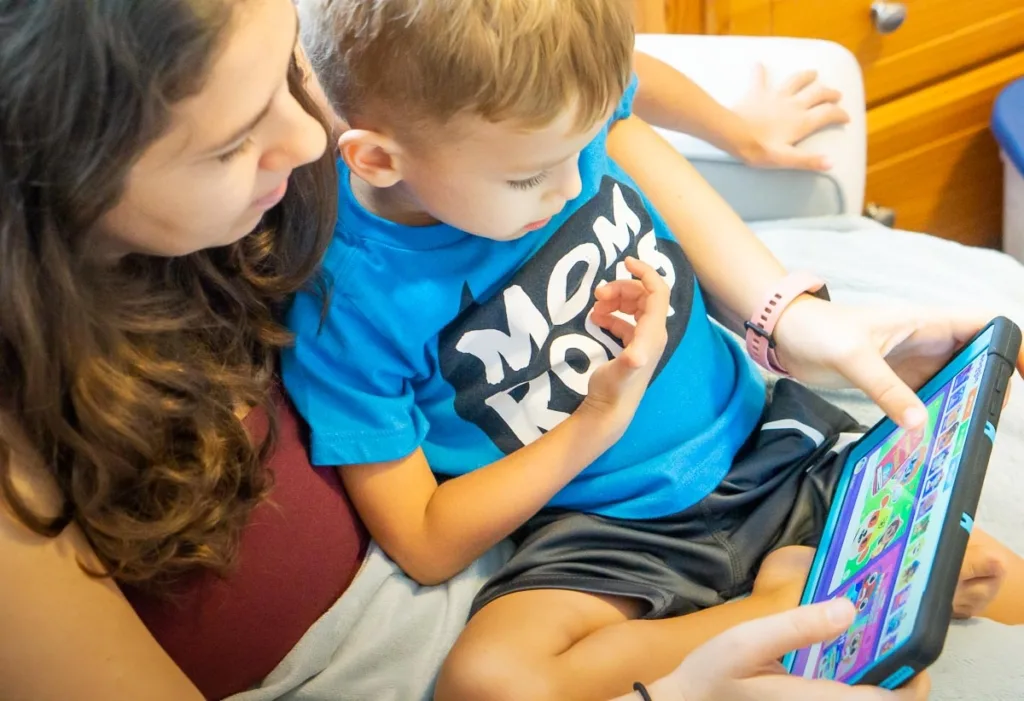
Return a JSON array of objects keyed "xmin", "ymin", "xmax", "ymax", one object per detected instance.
[
  {"xmin": 732, "ymin": 65, "xmax": 850, "ymax": 172},
  {"xmin": 772, "ymin": 299, "xmax": 1024, "ymax": 429},
  {"xmin": 648, "ymin": 599, "xmax": 930, "ymax": 701}
]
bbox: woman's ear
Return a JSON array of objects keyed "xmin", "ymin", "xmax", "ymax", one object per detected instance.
[{"xmin": 338, "ymin": 130, "xmax": 404, "ymax": 188}]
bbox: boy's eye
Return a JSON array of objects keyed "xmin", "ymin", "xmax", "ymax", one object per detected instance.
[
  {"xmin": 217, "ymin": 137, "xmax": 254, "ymax": 164},
  {"xmin": 508, "ymin": 171, "xmax": 549, "ymax": 191}
]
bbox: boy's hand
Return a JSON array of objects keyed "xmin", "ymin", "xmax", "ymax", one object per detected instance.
[
  {"xmin": 733, "ymin": 65, "xmax": 849, "ymax": 172},
  {"xmin": 582, "ymin": 257, "xmax": 670, "ymax": 438},
  {"xmin": 772, "ymin": 299, "xmax": 1024, "ymax": 429},
  {"xmin": 659, "ymin": 599, "xmax": 931, "ymax": 701}
]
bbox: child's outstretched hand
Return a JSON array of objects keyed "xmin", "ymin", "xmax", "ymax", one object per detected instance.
[
  {"xmin": 733, "ymin": 64, "xmax": 850, "ymax": 172},
  {"xmin": 771, "ymin": 298, "xmax": 1024, "ymax": 429},
  {"xmin": 582, "ymin": 257, "xmax": 670, "ymax": 439}
]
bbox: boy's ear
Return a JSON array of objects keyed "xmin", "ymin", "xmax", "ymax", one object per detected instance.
[{"xmin": 338, "ymin": 129, "xmax": 404, "ymax": 188}]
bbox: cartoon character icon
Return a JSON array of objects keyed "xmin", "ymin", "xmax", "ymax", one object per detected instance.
[
  {"xmin": 899, "ymin": 560, "xmax": 921, "ymax": 588},
  {"xmin": 896, "ymin": 453, "xmax": 924, "ymax": 487},
  {"xmin": 855, "ymin": 571, "xmax": 882, "ymax": 614},
  {"xmin": 855, "ymin": 495, "xmax": 895, "ymax": 564},
  {"xmin": 937, "ymin": 423, "xmax": 958, "ymax": 452},
  {"xmin": 873, "ymin": 461, "xmax": 896, "ymax": 494},
  {"xmin": 885, "ymin": 609, "xmax": 908, "ymax": 636},
  {"xmin": 908, "ymin": 539, "xmax": 925, "ymax": 559},
  {"xmin": 953, "ymin": 368, "xmax": 971, "ymax": 391},
  {"xmin": 918, "ymin": 490, "xmax": 939, "ymax": 516},
  {"xmin": 879, "ymin": 635, "xmax": 899, "ymax": 656},
  {"xmin": 842, "ymin": 629, "xmax": 864, "ymax": 663},
  {"xmin": 941, "ymin": 410, "xmax": 958, "ymax": 432},
  {"xmin": 911, "ymin": 515, "xmax": 931, "ymax": 541},
  {"xmin": 964, "ymin": 388, "xmax": 979, "ymax": 417},
  {"xmin": 870, "ymin": 517, "xmax": 904, "ymax": 559},
  {"xmin": 944, "ymin": 462, "xmax": 960, "ymax": 491},
  {"xmin": 816, "ymin": 644, "xmax": 841, "ymax": 680},
  {"xmin": 892, "ymin": 586, "xmax": 911, "ymax": 611},
  {"xmin": 950, "ymin": 386, "xmax": 967, "ymax": 407}
]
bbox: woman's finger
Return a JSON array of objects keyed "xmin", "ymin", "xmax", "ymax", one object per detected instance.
[
  {"xmin": 781, "ymin": 69, "xmax": 818, "ymax": 96},
  {"xmin": 835, "ymin": 345, "xmax": 928, "ymax": 429},
  {"xmin": 684, "ymin": 600, "xmax": 856, "ymax": 680}
]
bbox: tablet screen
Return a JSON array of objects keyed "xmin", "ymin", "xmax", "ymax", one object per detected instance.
[{"xmin": 788, "ymin": 340, "xmax": 991, "ymax": 683}]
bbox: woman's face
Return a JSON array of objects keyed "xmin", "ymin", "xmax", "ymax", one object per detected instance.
[{"xmin": 99, "ymin": 0, "xmax": 328, "ymax": 257}]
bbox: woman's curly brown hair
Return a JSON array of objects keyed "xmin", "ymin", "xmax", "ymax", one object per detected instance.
[{"xmin": 0, "ymin": 0, "xmax": 336, "ymax": 590}]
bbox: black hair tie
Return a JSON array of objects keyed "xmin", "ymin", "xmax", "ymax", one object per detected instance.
[{"xmin": 633, "ymin": 682, "xmax": 654, "ymax": 701}]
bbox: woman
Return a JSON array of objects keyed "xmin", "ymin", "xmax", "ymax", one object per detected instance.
[{"xmin": 0, "ymin": 1, "xmax": 930, "ymax": 700}]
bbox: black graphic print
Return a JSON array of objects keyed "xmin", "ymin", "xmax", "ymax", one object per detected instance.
[{"xmin": 438, "ymin": 176, "xmax": 695, "ymax": 454}]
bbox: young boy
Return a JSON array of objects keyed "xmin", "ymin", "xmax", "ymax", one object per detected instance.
[{"xmin": 286, "ymin": 2, "xmax": 1024, "ymax": 700}]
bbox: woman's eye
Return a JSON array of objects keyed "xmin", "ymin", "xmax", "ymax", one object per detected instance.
[{"xmin": 217, "ymin": 137, "xmax": 254, "ymax": 163}]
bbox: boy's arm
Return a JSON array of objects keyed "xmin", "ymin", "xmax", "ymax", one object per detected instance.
[
  {"xmin": 340, "ymin": 259, "xmax": 671, "ymax": 586},
  {"xmin": 341, "ymin": 414, "xmax": 608, "ymax": 586},
  {"xmin": 632, "ymin": 51, "xmax": 848, "ymax": 172}
]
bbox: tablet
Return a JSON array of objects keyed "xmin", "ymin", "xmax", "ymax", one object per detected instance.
[{"xmin": 784, "ymin": 316, "xmax": 1021, "ymax": 689}]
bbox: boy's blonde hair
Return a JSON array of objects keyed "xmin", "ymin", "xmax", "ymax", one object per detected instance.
[{"xmin": 299, "ymin": 0, "xmax": 635, "ymax": 134}]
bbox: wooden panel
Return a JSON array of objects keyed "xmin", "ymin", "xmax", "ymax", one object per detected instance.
[
  {"xmin": 705, "ymin": 0, "xmax": 772, "ymax": 35},
  {"xmin": 666, "ymin": 0, "xmax": 705, "ymax": 33},
  {"xmin": 633, "ymin": 0, "xmax": 668, "ymax": 33},
  {"xmin": 865, "ymin": 51, "xmax": 1024, "ymax": 248},
  {"xmin": 866, "ymin": 127, "xmax": 1002, "ymax": 248},
  {"xmin": 771, "ymin": 0, "xmax": 1024, "ymax": 106},
  {"xmin": 634, "ymin": 0, "xmax": 704, "ymax": 33}
]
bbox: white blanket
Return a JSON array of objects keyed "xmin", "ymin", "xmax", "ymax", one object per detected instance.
[{"xmin": 756, "ymin": 216, "xmax": 1024, "ymax": 700}]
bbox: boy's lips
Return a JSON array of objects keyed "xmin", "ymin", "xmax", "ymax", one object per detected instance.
[{"xmin": 524, "ymin": 216, "xmax": 552, "ymax": 232}]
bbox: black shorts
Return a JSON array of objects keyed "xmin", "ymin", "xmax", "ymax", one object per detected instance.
[{"xmin": 471, "ymin": 380, "xmax": 864, "ymax": 619}]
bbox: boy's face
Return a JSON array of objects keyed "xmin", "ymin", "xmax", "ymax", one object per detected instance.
[{"xmin": 393, "ymin": 106, "xmax": 612, "ymax": 241}]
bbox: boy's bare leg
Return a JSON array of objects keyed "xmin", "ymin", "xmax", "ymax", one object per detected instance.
[
  {"xmin": 958, "ymin": 527, "xmax": 1024, "ymax": 624},
  {"xmin": 434, "ymin": 548, "xmax": 808, "ymax": 701}
]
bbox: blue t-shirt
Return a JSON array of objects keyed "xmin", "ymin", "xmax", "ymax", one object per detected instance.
[{"xmin": 283, "ymin": 79, "xmax": 766, "ymax": 520}]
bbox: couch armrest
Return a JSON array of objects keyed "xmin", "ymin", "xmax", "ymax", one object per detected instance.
[{"xmin": 634, "ymin": 34, "xmax": 867, "ymax": 221}]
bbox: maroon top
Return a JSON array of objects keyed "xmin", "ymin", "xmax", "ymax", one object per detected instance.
[{"xmin": 123, "ymin": 397, "xmax": 369, "ymax": 700}]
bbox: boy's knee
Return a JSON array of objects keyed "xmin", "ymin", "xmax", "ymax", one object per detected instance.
[{"xmin": 435, "ymin": 641, "xmax": 558, "ymax": 701}]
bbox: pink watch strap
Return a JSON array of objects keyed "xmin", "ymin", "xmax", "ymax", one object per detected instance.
[{"xmin": 744, "ymin": 272, "xmax": 829, "ymax": 376}]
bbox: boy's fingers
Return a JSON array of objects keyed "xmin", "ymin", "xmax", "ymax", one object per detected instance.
[
  {"xmin": 623, "ymin": 257, "xmax": 670, "ymax": 320},
  {"xmin": 590, "ymin": 312, "xmax": 636, "ymax": 346}
]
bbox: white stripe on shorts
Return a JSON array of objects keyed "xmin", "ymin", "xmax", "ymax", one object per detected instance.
[{"xmin": 760, "ymin": 419, "xmax": 826, "ymax": 447}]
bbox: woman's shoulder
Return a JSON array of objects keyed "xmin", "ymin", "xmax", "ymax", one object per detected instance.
[{"xmin": 0, "ymin": 438, "xmax": 206, "ymax": 700}]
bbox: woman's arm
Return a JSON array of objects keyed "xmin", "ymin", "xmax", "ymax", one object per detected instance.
[
  {"xmin": 606, "ymin": 601, "xmax": 930, "ymax": 701},
  {"xmin": 0, "ymin": 454, "xmax": 204, "ymax": 701},
  {"xmin": 607, "ymin": 113, "xmax": 787, "ymax": 331}
]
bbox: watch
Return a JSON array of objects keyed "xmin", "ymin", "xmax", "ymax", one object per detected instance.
[{"xmin": 744, "ymin": 272, "xmax": 830, "ymax": 376}]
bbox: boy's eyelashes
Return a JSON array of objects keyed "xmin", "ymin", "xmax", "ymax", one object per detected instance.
[{"xmin": 507, "ymin": 171, "xmax": 549, "ymax": 191}]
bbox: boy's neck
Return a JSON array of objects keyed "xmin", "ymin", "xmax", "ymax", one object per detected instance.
[{"xmin": 350, "ymin": 172, "xmax": 439, "ymax": 228}]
